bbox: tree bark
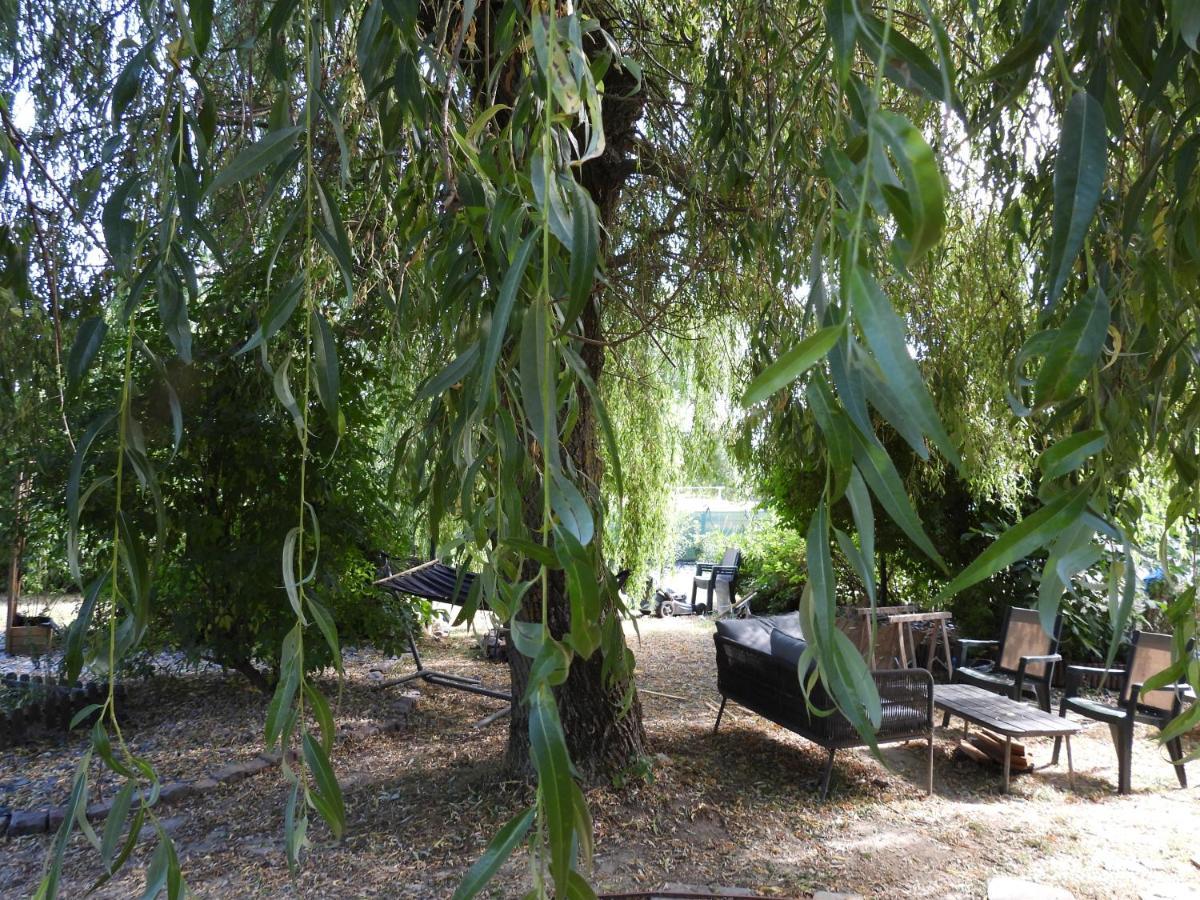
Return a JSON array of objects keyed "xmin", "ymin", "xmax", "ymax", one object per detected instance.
[{"xmin": 504, "ymin": 50, "xmax": 648, "ymax": 780}]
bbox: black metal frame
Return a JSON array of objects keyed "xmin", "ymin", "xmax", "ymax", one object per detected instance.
[
  {"xmin": 375, "ymin": 557, "xmax": 512, "ymax": 706},
  {"xmin": 712, "ymin": 633, "xmax": 934, "ymax": 799},
  {"xmin": 1051, "ymin": 631, "xmax": 1193, "ymax": 794},
  {"xmin": 953, "ymin": 606, "xmax": 1062, "ymax": 713}
]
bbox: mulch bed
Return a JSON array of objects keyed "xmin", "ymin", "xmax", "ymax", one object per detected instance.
[{"xmin": 1, "ymin": 618, "xmax": 1198, "ymax": 898}]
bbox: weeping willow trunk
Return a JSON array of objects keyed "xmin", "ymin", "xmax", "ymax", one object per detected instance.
[{"xmin": 506, "ymin": 54, "xmax": 648, "ymax": 778}]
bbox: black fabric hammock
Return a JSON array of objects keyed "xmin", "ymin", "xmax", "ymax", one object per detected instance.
[{"xmin": 375, "ymin": 557, "xmax": 511, "ymax": 710}]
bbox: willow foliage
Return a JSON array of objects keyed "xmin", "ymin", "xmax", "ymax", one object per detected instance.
[{"xmin": 2, "ymin": 0, "xmax": 1199, "ymax": 896}]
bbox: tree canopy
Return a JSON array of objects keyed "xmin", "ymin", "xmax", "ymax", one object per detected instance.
[{"xmin": 2, "ymin": 0, "xmax": 1199, "ymax": 896}]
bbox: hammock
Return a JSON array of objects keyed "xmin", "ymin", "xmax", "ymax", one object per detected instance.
[{"xmin": 376, "ymin": 557, "xmax": 511, "ymax": 717}]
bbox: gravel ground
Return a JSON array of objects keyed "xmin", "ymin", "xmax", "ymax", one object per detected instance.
[{"xmin": 1, "ymin": 616, "xmax": 1198, "ymax": 899}]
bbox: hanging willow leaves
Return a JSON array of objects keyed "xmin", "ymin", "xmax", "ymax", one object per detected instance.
[
  {"xmin": 937, "ymin": 485, "xmax": 1093, "ymax": 601},
  {"xmin": 741, "ymin": 323, "xmax": 844, "ymax": 406},
  {"xmin": 206, "ymin": 125, "xmax": 304, "ymax": 195},
  {"xmin": 1044, "ymin": 91, "xmax": 1107, "ymax": 311}
]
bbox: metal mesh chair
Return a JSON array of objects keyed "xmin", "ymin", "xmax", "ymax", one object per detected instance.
[
  {"xmin": 1052, "ymin": 631, "xmax": 1193, "ymax": 794},
  {"xmin": 953, "ymin": 607, "xmax": 1061, "ymax": 713}
]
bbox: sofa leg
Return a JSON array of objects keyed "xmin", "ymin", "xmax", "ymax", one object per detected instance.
[
  {"xmin": 818, "ymin": 749, "xmax": 836, "ymax": 800},
  {"xmin": 927, "ymin": 733, "xmax": 935, "ymax": 796},
  {"xmin": 713, "ymin": 697, "xmax": 726, "ymax": 734}
]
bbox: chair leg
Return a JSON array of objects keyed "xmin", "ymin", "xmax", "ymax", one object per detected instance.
[
  {"xmin": 1109, "ymin": 722, "xmax": 1134, "ymax": 794},
  {"xmin": 712, "ymin": 697, "xmax": 726, "ymax": 734},
  {"xmin": 1167, "ymin": 736, "xmax": 1188, "ymax": 788},
  {"xmin": 818, "ymin": 749, "xmax": 836, "ymax": 800}
]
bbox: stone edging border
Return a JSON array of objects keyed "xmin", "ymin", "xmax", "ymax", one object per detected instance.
[{"xmin": 0, "ymin": 701, "xmax": 414, "ymax": 841}]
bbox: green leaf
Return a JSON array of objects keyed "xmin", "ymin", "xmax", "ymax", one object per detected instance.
[
  {"xmin": 306, "ymin": 593, "xmax": 342, "ymax": 673},
  {"xmin": 529, "ymin": 683, "xmax": 582, "ymax": 893},
  {"xmin": 1037, "ymin": 517, "xmax": 1097, "ymax": 635},
  {"xmin": 312, "ymin": 311, "xmax": 341, "ymax": 432},
  {"xmin": 806, "ymin": 375, "xmax": 853, "ymax": 501},
  {"xmin": 561, "ymin": 345, "xmax": 624, "ymax": 505},
  {"xmin": 1170, "ymin": 0, "xmax": 1200, "ymax": 51},
  {"xmin": 857, "ymin": 14, "xmax": 956, "ymax": 109},
  {"xmin": 416, "ymin": 341, "xmax": 480, "ymax": 402},
  {"xmin": 565, "ymin": 181, "xmax": 599, "ymax": 329},
  {"xmin": 100, "ymin": 782, "xmax": 136, "ymax": 871},
  {"xmin": 1032, "ymin": 285, "xmax": 1109, "ymax": 406},
  {"xmin": 824, "ymin": 0, "xmax": 857, "ymax": 86},
  {"xmin": 848, "ymin": 267, "xmax": 961, "ymax": 469},
  {"xmin": 314, "ymin": 179, "xmax": 354, "ymax": 304},
  {"xmin": 265, "ymin": 623, "xmax": 302, "ymax": 747},
  {"xmin": 519, "ymin": 305, "xmax": 559, "ymax": 468},
  {"xmin": 36, "ymin": 749, "xmax": 93, "ymax": 900},
  {"xmin": 936, "ymin": 486, "xmax": 1092, "ymax": 601},
  {"xmin": 303, "ymin": 682, "xmax": 336, "ymax": 754},
  {"xmin": 741, "ymin": 323, "xmax": 844, "ymax": 407},
  {"xmin": 977, "ymin": 0, "xmax": 1068, "ymax": 80},
  {"xmin": 1044, "ymin": 92, "xmax": 1107, "ymax": 310},
  {"xmin": 67, "ymin": 316, "xmax": 108, "ymax": 390},
  {"xmin": 1038, "ymin": 429, "xmax": 1107, "ymax": 482},
  {"xmin": 836, "ymin": 528, "xmax": 875, "ymax": 606},
  {"xmin": 272, "ymin": 352, "xmax": 306, "ymax": 439},
  {"xmin": 849, "ymin": 428, "xmax": 947, "ymax": 571},
  {"xmin": 302, "ymin": 731, "xmax": 345, "ymax": 839},
  {"xmin": 112, "ymin": 43, "xmax": 153, "ymax": 124},
  {"xmin": 452, "ymin": 806, "xmax": 536, "ymax": 900},
  {"xmin": 189, "ymin": 0, "xmax": 213, "ymax": 54},
  {"xmin": 478, "ymin": 232, "xmax": 537, "ymax": 403},
  {"xmin": 871, "ymin": 111, "xmax": 946, "ymax": 261},
  {"xmin": 550, "ymin": 469, "xmax": 594, "ymax": 547},
  {"xmin": 207, "ymin": 125, "xmax": 304, "ymax": 196}
]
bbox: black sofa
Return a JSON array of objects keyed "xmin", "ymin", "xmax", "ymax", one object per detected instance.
[{"xmin": 713, "ymin": 613, "xmax": 935, "ymax": 798}]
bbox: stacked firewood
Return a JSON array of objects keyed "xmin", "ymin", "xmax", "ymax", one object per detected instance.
[{"xmin": 955, "ymin": 729, "xmax": 1033, "ymax": 773}]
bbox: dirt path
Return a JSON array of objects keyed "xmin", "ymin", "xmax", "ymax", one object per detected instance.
[{"xmin": 2, "ymin": 617, "xmax": 1198, "ymax": 898}]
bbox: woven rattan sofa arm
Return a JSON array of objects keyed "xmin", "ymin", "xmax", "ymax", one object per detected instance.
[{"xmin": 870, "ymin": 667, "xmax": 935, "ymax": 732}]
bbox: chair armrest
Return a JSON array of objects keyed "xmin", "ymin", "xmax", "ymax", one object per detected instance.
[
  {"xmin": 694, "ymin": 563, "xmax": 715, "ymax": 576},
  {"xmin": 1064, "ymin": 664, "xmax": 1125, "ymax": 697},
  {"xmin": 955, "ymin": 639, "xmax": 997, "ymax": 669},
  {"xmin": 1019, "ymin": 654, "xmax": 1062, "ymax": 665}
]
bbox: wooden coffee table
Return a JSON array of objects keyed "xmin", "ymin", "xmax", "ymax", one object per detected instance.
[{"xmin": 935, "ymin": 683, "xmax": 1080, "ymax": 793}]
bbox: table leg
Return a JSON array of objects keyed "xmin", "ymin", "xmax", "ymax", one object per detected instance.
[
  {"xmin": 940, "ymin": 621, "xmax": 954, "ymax": 679},
  {"xmin": 1002, "ymin": 735, "xmax": 1012, "ymax": 794},
  {"xmin": 1066, "ymin": 735, "xmax": 1074, "ymax": 790},
  {"xmin": 898, "ymin": 624, "xmax": 909, "ymax": 669},
  {"xmin": 925, "ymin": 624, "xmax": 936, "ymax": 671}
]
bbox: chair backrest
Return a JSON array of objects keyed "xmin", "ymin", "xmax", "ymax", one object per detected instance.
[
  {"xmin": 719, "ymin": 547, "xmax": 741, "ymax": 568},
  {"xmin": 997, "ymin": 607, "xmax": 1057, "ymax": 678},
  {"xmin": 1120, "ymin": 631, "xmax": 1178, "ymax": 713}
]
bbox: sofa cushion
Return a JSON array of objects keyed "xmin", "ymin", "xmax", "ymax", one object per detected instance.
[
  {"xmin": 716, "ymin": 613, "xmax": 810, "ymax": 669},
  {"xmin": 715, "ymin": 616, "xmax": 775, "ymax": 656}
]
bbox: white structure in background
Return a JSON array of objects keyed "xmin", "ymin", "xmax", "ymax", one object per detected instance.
[{"xmin": 667, "ymin": 487, "xmax": 757, "ymax": 616}]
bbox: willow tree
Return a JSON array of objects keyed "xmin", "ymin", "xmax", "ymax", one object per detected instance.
[{"xmin": 4, "ymin": 0, "xmax": 1200, "ymax": 898}]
